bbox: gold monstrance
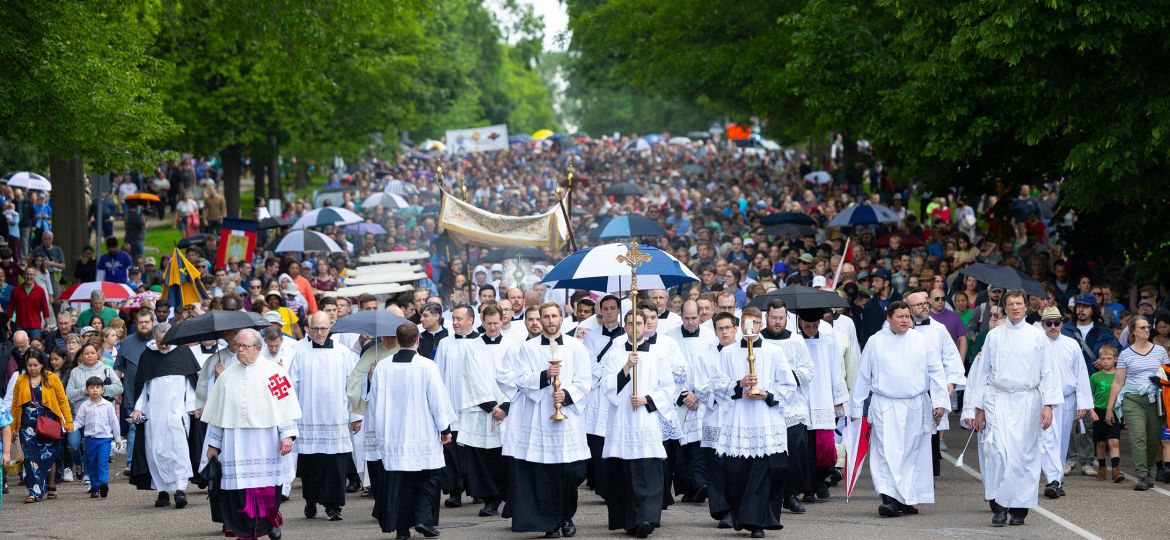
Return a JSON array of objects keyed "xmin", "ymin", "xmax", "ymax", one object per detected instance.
[{"xmin": 617, "ymin": 241, "xmax": 652, "ymax": 396}]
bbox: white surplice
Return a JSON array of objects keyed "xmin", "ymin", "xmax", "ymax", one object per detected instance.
[
  {"xmin": 135, "ymin": 374, "xmax": 198, "ymax": 491},
  {"xmin": 582, "ymin": 324, "xmax": 625, "ymax": 438},
  {"xmin": 262, "ymin": 335, "xmax": 300, "ymax": 370},
  {"xmin": 498, "ymin": 334, "xmax": 591, "ymax": 464},
  {"xmin": 365, "ymin": 350, "xmax": 456, "ymax": 472},
  {"xmin": 712, "ymin": 339, "xmax": 797, "ymax": 458},
  {"xmin": 435, "ymin": 332, "xmax": 478, "ymax": 432},
  {"xmin": 762, "ymin": 329, "xmax": 813, "ymax": 427},
  {"xmin": 648, "ymin": 333, "xmax": 688, "ymax": 441},
  {"xmin": 206, "ymin": 422, "xmax": 299, "ymax": 490},
  {"xmin": 194, "ymin": 349, "xmax": 237, "ymax": 410},
  {"xmin": 1040, "ymin": 333, "xmax": 1093, "ymax": 484},
  {"xmin": 664, "ymin": 326, "xmax": 714, "ymax": 444},
  {"xmin": 849, "ymin": 327, "xmax": 948, "ymax": 505},
  {"xmin": 600, "ymin": 340, "xmax": 674, "ymax": 459},
  {"xmin": 458, "ymin": 334, "xmax": 511, "ymax": 449},
  {"xmin": 832, "ymin": 313, "xmax": 862, "ymax": 390},
  {"xmin": 804, "ymin": 324, "xmax": 849, "ymax": 430},
  {"xmin": 289, "ymin": 339, "xmax": 361, "ymax": 455},
  {"xmin": 963, "ymin": 317, "xmax": 1062, "ymax": 509}
]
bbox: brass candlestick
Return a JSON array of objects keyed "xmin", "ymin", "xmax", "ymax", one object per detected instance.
[
  {"xmin": 549, "ymin": 342, "xmax": 567, "ymax": 421},
  {"xmin": 618, "ymin": 241, "xmax": 652, "ymax": 396},
  {"xmin": 744, "ymin": 319, "xmax": 763, "ymax": 396}
]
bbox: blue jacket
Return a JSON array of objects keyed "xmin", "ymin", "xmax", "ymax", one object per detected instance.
[{"xmin": 1061, "ymin": 321, "xmax": 1120, "ymax": 374}]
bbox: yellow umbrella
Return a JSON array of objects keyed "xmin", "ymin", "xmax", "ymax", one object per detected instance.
[
  {"xmin": 532, "ymin": 129, "xmax": 554, "ymax": 140},
  {"xmin": 160, "ymin": 246, "xmax": 210, "ymax": 308}
]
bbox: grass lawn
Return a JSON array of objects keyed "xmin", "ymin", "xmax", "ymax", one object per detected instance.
[{"xmin": 144, "ymin": 224, "xmax": 184, "ymax": 255}]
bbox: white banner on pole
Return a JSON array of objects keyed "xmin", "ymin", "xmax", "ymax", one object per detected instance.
[{"xmin": 445, "ymin": 124, "xmax": 509, "ymax": 154}]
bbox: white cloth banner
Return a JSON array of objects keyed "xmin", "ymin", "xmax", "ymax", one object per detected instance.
[{"xmin": 446, "ymin": 124, "xmax": 509, "ymax": 154}]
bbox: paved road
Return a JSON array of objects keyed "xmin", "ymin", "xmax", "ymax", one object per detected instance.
[{"xmin": 2, "ymin": 420, "xmax": 1167, "ymax": 539}]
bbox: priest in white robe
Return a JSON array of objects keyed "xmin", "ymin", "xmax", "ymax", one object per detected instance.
[
  {"xmin": 712, "ymin": 308, "xmax": 797, "ymax": 538},
  {"xmin": 289, "ymin": 312, "xmax": 361, "ymax": 522},
  {"xmin": 759, "ymin": 299, "xmax": 815, "ymax": 514},
  {"xmin": 262, "ymin": 320, "xmax": 302, "ymax": 498},
  {"xmin": 433, "ymin": 304, "xmax": 479, "ymax": 508},
  {"xmin": 960, "ymin": 304, "xmax": 1004, "ymax": 510},
  {"xmin": 458, "ymin": 305, "xmax": 513, "ymax": 517},
  {"xmin": 129, "ymin": 322, "xmax": 200, "ymax": 509},
  {"xmin": 697, "ymin": 311, "xmax": 734, "ymax": 528},
  {"xmin": 662, "ymin": 300, "xmax": 711, "ymax": 505},
  {"xmin": 581, "ymin": 294, "xmax": 623, "ymax": 500},
  {"xmin": 649, "ymin": 289, "xmax": 682, "ymax": 336},
  {"xmin": 601, "ymin": 310, "xmax": 675, "ymax": 537},
  {"xmin": 796, "ymin": 310, "xmax": 849, "ymax": 500},
  {"xmin": 903, "ymin": 288, "xmax": 966, "ymax": 477},
  {"xmin": 1038, "ymin": 306, "xmax": 1092, "ymax": 498},
  {"xmin": 498, "ymin": 303, "xmax": 591, "ymax": 538},
  {"xmin": 365, "ymin": 323, "xmax": 455, "ymax": 538},
  {"xmin": 966, "ymin": 291, "xmax": 1060, "ymax": 527},
  {"xmin": 203, "ymin": 329, "xmax": 301, "ymax": 540},
  {"xmin": 188, "ymin": 337, "xmax": 223, "ymax": 488},
  {"xmin": 638, "ymin": 305, "xmax": 689, "ymax": 510},
  {"xmin": 849, "ymin": 301, "xmax": 948, "ymax": 518}
]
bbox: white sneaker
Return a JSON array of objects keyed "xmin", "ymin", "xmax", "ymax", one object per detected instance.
[
  {"xmin": 1063, "ymin": 460, "xmax": 1075, "ymax": 475},
  {"xmin": 82, "ymin": 474, "xmax": 90, "ymax": 484},
  {"xmin": 62, "ymin": 468, "xmax": 74, "ymax": 482},
  {"xmin": 1081, "ymin": 464, "xmax": 1098, "ymax": 476}
]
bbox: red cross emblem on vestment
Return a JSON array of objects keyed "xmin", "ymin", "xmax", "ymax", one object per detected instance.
[{"xmin": 267, "ymin": 374, "xmax": 292, "ymax": 400}]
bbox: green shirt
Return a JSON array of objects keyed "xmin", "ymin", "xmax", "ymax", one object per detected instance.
[
  {"xmin": 957, "ymin": 308, "xmax": 973, "ymax": 328},
  {"xmin": 77, "ymin": 306, "xmax": 119, "ymax": 328},
  {"xmin": 1089, "ymin": 370, "xmax": 1116, "ymax": 410}
]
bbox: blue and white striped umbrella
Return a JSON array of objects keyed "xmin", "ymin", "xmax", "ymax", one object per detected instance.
[
  {"xmin": 593, "ymin": 214, "xmax": 666, "ymax": 240},
  {"xmin": 827, "ymin": 203, "xmax": 902, "ymax": 227},
  {"xmin": 541, "ymin": 242, "xmax": 699, "ymax": 293},
  {"xmin": 291, "ymin": 207, "xmax": 364, "ymax": 229}
]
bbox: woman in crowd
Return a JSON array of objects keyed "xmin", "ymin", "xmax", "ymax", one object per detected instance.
[
  {"xmin": 100, "ymin": 328, "xmax": 121, "ymax": 369},
  {"xmin": 10, "ymin": 352, "xmax": 73, "ymax": 503},
  {"xmin": 311, "ymin": 260, "xmax": 338, "ymax": 292},
  {"xmin": 30, "ymin": 254, "xmax": 56, "ymax": 299},
  {"xmin": 73, "ymin": 246, "xmax": 97, "ymax": 284},
  {"xmin": 1106, "ymin": 315, "xmax": 1170, "ymax": 491},
  {"xmin": 175, "ymin": 190, "xmax": 200, "ymax": 238}
]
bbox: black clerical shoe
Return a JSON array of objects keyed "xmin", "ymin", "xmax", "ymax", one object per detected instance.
[
  {"xmin": 877, "ymin": 494, "xmax": 901, "ymax": 517},
  {"xmin": 268, "ymin": 528, "xmax": 281, "ymax": 540},
  {"xmin": 692, "ymin": 485, "xmax": 708, "ymax": 503},
  {"xmin": 1044, "ymin": 481, "xmax": 1059, "ymax": 499},
  {"xmin": 783, "ymin": 495, "xmax": 806, "ymax": 514},
  {"xmin": 1008, "ymin": 513, "xmax": 1026, "ymax": 526},
  {"xmin": 560, "ymin": 520, "xmax": 577, "ymax": 537},
  {"xmin": 345, "ymin": 478, "xmax": 362, "ymax": 493},
  {"xmin": 895, "ymin": 501, "xmax": 919, "ymax": 515},
  {"xmin": 472, "ymin": 497, "xmax": 483, "ymax": 503},
  {"xmin": 174, "ymin": 491, "xmax": 188, "ymax": 509},
  {"xmin": 681, "ymin": 493, "xmax": 694, "ymax": 503},
  {"xmin": 478, "ymin": 502, "xmax": 498, "ymax": 517},
  {"xmin": 395, "ymin": 529, "xmax": 411, "ymax": 539},
  {"xmin": 304, "ymin": 501, "xmax": 318, "ymax": 519},
  {"xmin": 750, "ymin": 529, "xmax": 766, "ymax": 538},
  {"xmin": 90, "ymin": 488, "xmax": 100, "ymax": 499},
  {"xmin": 801, "ymin": 493, "xmax": 817, "ymax": 503},
  {"xmin": 414, "ymin": 523, "xmax": 440, "ymax": 537},
  {"xmin": 155, "ymin": 491, "xmax": 171, "ymax": 508},
  {"xmin": 326, "ymin": 508, "xmax": 343, "ymax": 521},
  {"xmin": 543, "ymin": 531, "xmax": 561, "ymax": 538},
  {"xmin": 716, "ymin": 514, "xmax": 734, "ymax": 529},
  {"xmin": 444, "ymin": 495, "xmax": 462, "ymax": 508},
  {"xmin": 99, "ymin": 484, "xmax": 109, "ymax": 498},
  {"xmin": 632, "ymin": 522, "xmax": 653, "ymax": 538},
  {"xmin": 991, "ymin": 509, "xmax": 1007, "ymax": 527}
]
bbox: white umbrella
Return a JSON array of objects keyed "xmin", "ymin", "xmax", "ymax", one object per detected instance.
[
  {"xmin": 804, "ymin": 171, "xmax": 832, "ymax": 184},
  {"xmin": 5, "ymin": 172, "xmax": 52, "ymax": 191},
  {"xmin": 363, "ymin": 191, "xmax": 409, "ymax": 210},
  {"xmin": 273, "ymin": 230, "xmax": 343, "ymax": 253},
  {"xmin": 420, "ymin": 139, "xmax": 446, "ymax": 152},
  {"xmin": 667, "ymin": 136, "xmax": 692, "ymax": 145},
  {"xmin": 624, "ymin": 138, "xmax": 652, "ymax": 153},
  {"xmin": 291, "ymin": 207, "xmax": 364, "ymax": 229},
  {"xmin": 540, "ymin": 242, "xmax": 699, "ymax": 293}
]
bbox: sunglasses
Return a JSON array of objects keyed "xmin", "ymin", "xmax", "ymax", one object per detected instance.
[
  {"xmin": 931, "ymin": 297, "xmax": 944, "ymax": 301},
  {"xmin": 1042, "ymin": 320, "xmax": 1062, "ymax": 328}
]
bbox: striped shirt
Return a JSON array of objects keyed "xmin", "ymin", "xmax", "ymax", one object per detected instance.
[{"xmin": 1117, "ymin": 344, "xmax": 1170, "ymax": 387}]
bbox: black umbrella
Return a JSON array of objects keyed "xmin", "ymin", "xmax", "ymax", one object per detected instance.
[
  {"xmin": 177, "ymin": 234, "xmax": 207, "ymax": 248},
  {"xmin": 331, "ymin": 310, "xmax": 411, "ymax": 338},
  {"xmin": 958, "ymin": 263, "xmax": 1047, "ymax": 297},
  {"xmin": 603, "ymin": 182, "xmax": 645, "ymax": 196},
  {"xmin": 762, "ymin": 223, "xmax": 816, "ymax": 238},
  {"xmin": 747, "ymin": 285, "xmax": 849, "ymax": 311},
  {"xmin": 258, "ymin": 216, "xmax": 291, "ymax": 230},
  {"xmin": 480, "ymin": 246, "xmax": 548, "ymax": 264},
  {"xmin": 161, "ymin": 310, "xmax": 271, "ymax": 345},
  {"xmin": 761, "ymin": 212, "xmax": 816, "ymax": 226}
]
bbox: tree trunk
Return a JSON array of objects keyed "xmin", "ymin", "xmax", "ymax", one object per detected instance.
[
  {"xmin": 268, "ymin": 135, "xmax": 281, "ymax": 202},
  {"xmin": 222, "ymin": 144, "xmax": 242, "ymax": 218},
  {"xmin": 50, "ymin": 154, "xmax": 85, "ymax": 281},
  {"xmin": 295, "ymin": 159, "xmax": 309, "ymax": 190},
  {"xmin": 253, "ymin": 161, "xmax": 267, "ymax": 212}
]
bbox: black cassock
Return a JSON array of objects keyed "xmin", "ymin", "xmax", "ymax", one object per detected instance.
[
  {"xmin": 370, "ymin": 466, "xmax": 441, "ymax": 534},
  {"xmin": 127, "ymin": 346, "xmax": 200, "ymax": 491},
  {"xmin": 203, "ymin": 457, "xmax": 284, "ymax": 539},
  {"xmin": 605, "ymin": 458, "xmax": 663, "ymax": 532},
  {"xmin": 724, "ymin": 452, "xmax": 787, "ymax": 531}
]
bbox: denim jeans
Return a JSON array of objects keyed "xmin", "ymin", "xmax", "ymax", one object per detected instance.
[
  {"xmin": 125, "ymin": 423, "xmax": 137, "ymax": 466},
  {"xmin": 66, "ymin": 428, "xmax": 84, "ymax": 475}
]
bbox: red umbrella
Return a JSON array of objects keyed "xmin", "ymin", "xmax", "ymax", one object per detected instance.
[
  {"xmin": 875, "ymin": 232, "xmax": 924, "ymax": 248},
  {"xmin": 844, "ymin": 416, "xmax": 872, "ymax": 500},
  {"xmin": 60, "ymin": 281, "xmax": 136, "ymax": 303}
]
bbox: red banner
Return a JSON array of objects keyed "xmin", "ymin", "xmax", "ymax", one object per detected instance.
[{"xmin": 215, "ymin": 218, "xmax": 258, "ymax": 269}]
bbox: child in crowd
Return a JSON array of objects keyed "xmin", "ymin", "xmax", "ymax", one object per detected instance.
[
  {"xmin": 73, "ymin": 376, "xmax": 122, "ymax": 498},
  {"xmin": 1090, "ymin": 345, "xmax": 1124, "ymax": 482}
]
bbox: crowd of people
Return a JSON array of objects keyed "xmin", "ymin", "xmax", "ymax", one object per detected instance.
[{"xmin": 0, "ymin": 135, "xmax": 1167, "ymax": 538}]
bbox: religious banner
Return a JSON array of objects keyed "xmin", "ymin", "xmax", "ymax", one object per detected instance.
[
  {"xmin": 445, "ymin": 124, "xmax": 509, "ymax": 154},
  {"xmin": 215, "ymin": 218, "xmax": 259, "ymax": 268},
  {"xmin": 438, "ymin": 190, "xmax": 568, "ymax": 250}
]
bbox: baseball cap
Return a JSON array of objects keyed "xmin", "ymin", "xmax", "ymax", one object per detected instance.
[
  {"xmin": 798, "ymin": 253, "xmax": 814, "ymax": 264},
  {"xmin": 812, "ymin": 276, "xmax": 827, "ymax": 288},
  {"xmin": 264, "ymin": 311, "xmax": 284, "ymax": 325},
  {"xmin": 80, "ymin": 326, "xmax": 97, "ymax": 336},
  {"xmin": 743, "ymin": 238, "xmax": 755, "ymax": 246},
  {"xmin": 1139, "ymin": 299, "xmax": 1155, "ymax": 309},
  {"xmin": 1040, "ymin": 306, "xmax": 1062, "ymax": 320},
  {"xmin": 871, "ymin": 268, "xmax": 891, "ymax": 281},
  {"xmin": 1073, "ymin": 292, "xmax": 1097, "ymax": 307},
  {"xmin": 145, "ymin": 257, "xmax": 157, "ymax": 266},
  {"xmin": 773, "ymin": 262, "xmax": 789, "ymax": 275}
]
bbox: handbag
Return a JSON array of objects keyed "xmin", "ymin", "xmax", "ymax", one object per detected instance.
[{"xmin": 29, "ymin": 379, "xmax": 63, "ymax": 441}]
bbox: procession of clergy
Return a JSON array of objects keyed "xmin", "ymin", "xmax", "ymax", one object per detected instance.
[{"xmin": 131, "ymin": 284, "xmax": 1084, "ymax": 539}]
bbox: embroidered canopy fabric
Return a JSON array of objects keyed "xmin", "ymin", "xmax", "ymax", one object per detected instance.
[{"xmin": 438, "ymin": 190, "xmax": 569, "ymax": 250}]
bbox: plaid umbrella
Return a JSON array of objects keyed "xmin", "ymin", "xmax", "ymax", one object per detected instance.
[
  {"xmin": 123, "ymin": 291, "xmax": 161, "ymax": 309},
  {"xmin": 160, "ymin": 246, "xmax": 210, "ymax": 308}
]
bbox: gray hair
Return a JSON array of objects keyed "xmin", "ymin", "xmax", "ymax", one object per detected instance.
[
  {"xmin": 153, "ymin": 322, "xmax": 170, "ymax": 339},
  {"xmin": 236, "ymin": 328, "xmax": 261, "ymax": 347}
]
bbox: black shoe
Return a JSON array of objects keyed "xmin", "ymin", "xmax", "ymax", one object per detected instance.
[
  {"xmin": 99, "ymin": 484, "xmax": 109, "ymax": 498},
  {"xmin": 444, "ymin": 495, "xmax": 462, "ymax": 508},
  {"xmin": 478, "ymin": 503, "xmax": 498, "ymax": 517},
  {"xmin": 826, "ymin": 468, "xmax": 843, "ymax": 487},
  {"xmin": 174, "ymin": 491, "xmax": 188, "ymax": 509},
  {"xmin": 543, "ymin": 532, "xmax": 561, "ymax": 538},
  {"xmin": 1009, "ymin": 514, "xmax": 1026, "ymax": 526},
  {"xmin": 396, "ymin": 530, "xmax": 412, "ymax": 540},
  {"xmin": 992, "ymin": 509, "xmax": 1007, "ymax": 527},
  {"xmin": 280, "ymin": 494, "xmax": 290, "ymax": 502},
  {"xmin": 1043, "ymin": 482, "xmax": 1059, "ymax": 499},
  {"xmin": 680, "ymin": 494, "xmax": 694, "ymax": 503},
  {"xmin": 560, "ymin": 520, "xmax": 577, "ymax": 537},
  {"xmin": 895, "ymin": 501, "xmax": 919, "ymax": 515},
  {"xmin": 717, "ymin": 514, "xmax": 734, "ymax": 529},
  {"xmin": 269, "ymin": 528, "xmax": 281, "ymax": 540},
  {"xmin": 414, "ymin": 523, "xmax": 440, "ymax": 537},
  {"xmin": 878, "ymin": 494, "xmax": 901, "ymax": 517},
  {"xmin": 1134, "ymin": 475, "xmax": 1151, "ymax": 491},
  {"xmin": 1056, "ymin": 485, "xmax": 1066, "ymax": 497},
  {"xmin": 801, "ymin": 493, "xmax": 817, "ymax": 503},
  {"xmin": 632, "ymin": 522, "xmax": 653, "ymax": 538},
  {"xmin": 1156, "ymin": 468, "xmax": 1166, "ymax": 483},
  {"xmin": 345, "ymin": 478, "xmax": 362, "ymax": 493},
  {"xmin": 304, "ymin": 501, "xmax": 318, "ymax": 519},
  {"xmin": 692, "ymin": 485, "xmax": 708, "ymax": 503},
  {"xmin": 750, "ymin": 529, "xmax": 766, "ymax": 539},
  {"xmin": 326, "ymin": 508, "xmax": 343, "ymax": 521},
  {"xmin": 90, "ymin": 489, "xmax": 100, "ymax": 499},
  {"xmin": 816, "ymin": 484, "xmax": 830, "ymax": 499},
  {"xmin": 472, "ymin": 497, "xmax": 483, "ymax": 503},
  {"xmin": 783, "ymin": 495, "xmax": 806, "ymax": 514},
  {"xmin": 155, "ymin": 491, "xmax": 171, "ymax": 508}
]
